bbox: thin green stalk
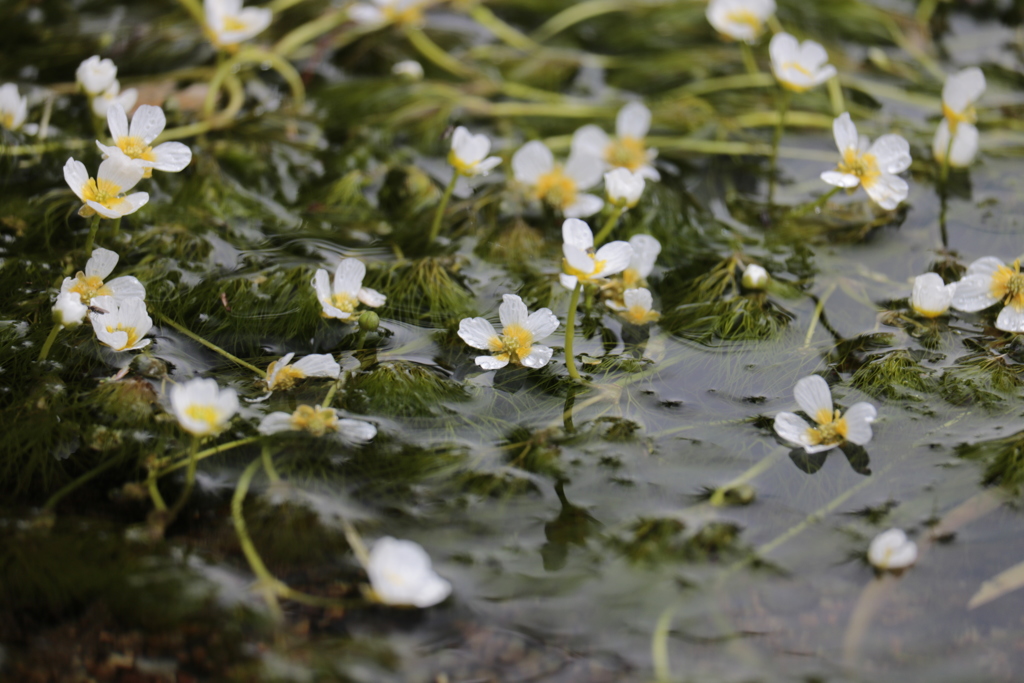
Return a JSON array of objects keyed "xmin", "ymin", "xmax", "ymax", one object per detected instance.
[
  {"xmin": 803, "ymin": 282, "xmax": 838, "ymax": 348},
  {"xmin": 827, "ymin": 75, "xmax": 845, "ymax": 116},
  {"xmin": 43, "ymin": 455, "xmax": 123, "ymax": 512},
  {"xmin": 939, "ymin": 130, "xmax": 954, "ymax": 185},
  {"xmin": 148, "ymin": 475, "xmax": 167, "ymax": 512},
  {"xmin": 273, "ymin": 9, "xmax": 353, "ymax": 58},
  {"xmin": 428, "ymin": 172, "xmax": 459, "ymax": 243},
  {"xmin": 322, "ymin": 372, "xmax": 345, "ymax": 408},
  {"xmin": 788, "ymin": 185, "xmax": 841, "ymax": 218},
  {"xmin": 769, "ymin": 88, "xmax": 791, "ymax": 204},
  {"xmin": 38, "ymin": 324, "xmax": 62, "ymax": 362},
  {"xmin": 203, "ymin": 47, "xmax": 305, "ymax": 119},
  {"xmin": 175, "ymin": 0, "xmax": 205, "ymax": 25},
  {"xmin": 261, "ymin": 444, "xmax": 281, "ymax": 484},
  {"xmin": 404, "ymin": 27, "xmax": 475, "ymax": 78},
  {"xmin": 83, "ymin": 214, "xmax": 101, "ymax": 255},
  {"xmin": 709, "ymin": 447, "xmax": 786, "ymax": 506},
  {"xmin": 155, "ymin": 312, "xmax": 266, "ymax": 377},
  {"xmin": 469, "ymin": 5, "xmax": 538, "ymax": 51},
  {"xmin": 165, "ymin": 436, "xmax": 202, "ymax": 524},
  {"xmin": 740, "ymin": 41, "xmax": 759, "ymax": 75},
  {"xmin": 157, "ymin": 435, "xmax": 261, "ymax": 476},
  {"xmin": 110, "ymin": 216, "xmax": 122, "ymax": 241},
  {"xmin": 233, "ymin": 457, "xmax": 285, "ymax": 621},
  {"xmin": 652, "ymin": 607, "xmax": 675, "ymax": 683},
  {"xmin": 532, "ymin": 0, "xmax": 631, "ymax": 43},
  {"xmin": 593, "ymin": 205, "xmax": 626, "ymax": 247},
  {"xmin": 339, "ymin": 517, "xmax": 371, "ymax": 570},
  {"xmin": 564, "ymin": 282, "xmax": 584, "ymax": 382}
]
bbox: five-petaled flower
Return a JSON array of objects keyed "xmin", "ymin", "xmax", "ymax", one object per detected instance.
[
  {"xmin": 89, "ymin": 295, "xmax": 153, "ymax": 352},
  {"xmin": 0, "ymin": 83, "xmax": 29, "ymax": 132},
  {"xmin": 868, "ymin": 528, "xmax": 917, "ymax": 571},
  {"xmin": 769, "ymin": 33, "xmax": 836, "ymax": 92},
  {"xmin": 366, "ymin": 537, "xmax": 452, "ymax": 608},
  {"xmin": 559, "ymin": 218, "xmax": 633, "ymax": 290},
  {"xmin": 820, "ymin": 113, "xmax": 912, "ymax": 211},
  {"xmin": 97, "ymin": 104, "xmax": 192, "ymax": 178},
  {"xmin": 64, "ymin": 155, "xmax": 149, "ymax": 219},
  {"xmin": 572, "ymin": 102, "xmax": 660, "ymax": 181},
  {"xmin": 61, "ymin": 248, "xmax": 146, "ymax": 306},
  {"xmin": 258, "ymin": 404, "xmax": 377, "ymax": 442},
  {"xmin": 512, "ymin": 140, "xmax": 604, "ymax": 218},
  {"xmin": 170, "ymin": 377, "xmax": 240, "ymax": 437},
  {"xmin": 607, "ymin": 287, "xmax": 660, "ymax": 325},
  {"xmin": 911, "ymin": 272, "xmax": 956, "ymax": 318},
  {"xmin": 204, "ymin": 0, "xmax": 273, "ymax": 48},
  {"xmin": 312, "ymin": 258, "xmax": 386, "ymax": 320},
  {"xmin": 951, "ymin": 256, "xmax": 1024, "ymax": 332},
  {"xmin": 706, "ymin": 0, "xmax": 776, "ymax": 44},
  {"xmin": 448, "ymin": 126, "xmax": 501, "ymax": 177},
  {"xmin": 621, "ymin": 234, "xmax": 660, "ymax": 290},
  {"xmin": 458, "ymin": 294, "xmax": 559, "ymax": 370},
  {"xmin": 933, "ymin": 67, "xmax": 985, "ymax": 169},
  {"xmin": 266, "ymin": 352, "xmax": 341, "ymax": 392},
  {"xmin": 773, "ymin": 375, "xmax": 877, "ymax": 453}
]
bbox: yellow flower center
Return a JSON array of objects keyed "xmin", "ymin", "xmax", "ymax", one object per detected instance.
[
  {"xmin": 186, "ymin": 404, "xmax": 223, "ymax": 429},
  {"xmin": 942, "ymin": 103, "xmax": 977, "ymax": 134},
  {"xmin": 605, "ymin": 136, "xmax": 647, "ymax": 172},
  {"xmin": 805, "ymin": 408, "xmax": 848, "ymax": 447},
  {"xmin": 290, "ymin": 405, "xmax": 338, "ymax": 437},
  {"xmin": 622, "ymin": 268, "xmax": 643, "ymax": 289},
  {"xmin": 224, "ymin": 16, "xmax": 247, "ymax": 32},
  {"xmin": 624, "ymin": 304, "xmax": 659, "ymax": 325},
  {"xmin": 80, "ymin": 177, "xmax": 126, "ymax": 210},
  {"xmin": 487, "ymin": 323, "xmax": 534, "ymax": 365},
  {"xmin": 267, "ymin": 363, "xmax": 306, "ymax": 391},
  {"xmin": 1, "ymin": 112, "xmax": 14, "ymax": 130},
  {"xmin": 837, "ymin": 148, "xmax": 880, "ymax": 189},
  {"xmin": 384, "ymin": 5, "xmax": 424, "ymax": 25},
  {"xmin": 778, "ymin": 62, "xmax": 816, "ymax": 92},
  {"xmin": 724, "ymin": 9, "xmax": 764, "ymax": 37},
  {"xmin": 68, "ymin": 273, "xmax": 112, "ymax": 304},
  {"xmin": 535, "ymin": 167, "xmax": 578, "ymax": 211},
  {"xmin": 563, "ymin": 253, "xmax": 608, "ymax": 284},
  {"xmin": 329, "ymin": 292, "xmax": 360, "ymax": 315},
  {"xmin": 105, "ymin": 323, "xmax": 141, "ymax": 350},
  {"xmin": 991, "ymin": 260, "xmax": 1024, "ymax": 310},
  {"xmin": 118, "ymin": 135, "xmax": 156, "ymax": 161},
  {"xmin": 448, "ymin": 149, "xmax": 476, "ymax": 176}
]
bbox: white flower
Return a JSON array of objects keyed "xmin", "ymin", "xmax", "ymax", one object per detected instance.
[
  {"xmin": 204, "ymin": 0, "xmax": 273, "ymax": 47},
  {"xmin": 458, "ymin": 294, "xmax": 559, "ymax": 370},
  {"xmin": 392, "ymin": 59, "xmax": 424, "ymax": 80},
  {"xmin": 604, "ymin": 168, "xmax": 645, "ymax": 208},
  {"xmin": 773, "ymin": 375, "xmax": 877, "ymax": 454},
  {"xmin": 349, "ymin": 0, "xmax": 428, "ymax": 26},
  {"xmin": 769, "ymin": 33, "xmax": 836, "ymax": 92},
  {"xmin": 76, "ymin": 56, "xmax": 117, "ymax": 96},
  {"xmin": 559, "ymin": 218, "xmax": 633, "ymax": 290},
  {"xmin": 53, "ymin": 292, "xmax": 88, "ymax": 328},
  {"xmin": 820, "ymin": 113, "xmax": 912, "ymax": 211},
  {"xmin": 258, "ymin": 404, "xmax": 377, "ymax": 442},
  {"xmin": 366, "ymin": 537, "xmax": 451, "ymax": 608},
  {"xmin": 60, "ymin": 248, "xmax": 146, "ymax": 306},
  {"xmin": 607, "ymin": 287, "xmax": 659, "ymax": 325},
  {"xmin": 932, "ymin": 119, "xmax": 979, "ymax": 169},
  {"xmin": 266, "ymin": 352, "xmax": 341, "ymax": 391},
  {"xmin": 511, "ymin": 140, "xmax": 604, "ymax": 218},
  {"xmin": 741, "ymin": 263, "xmax": 769, "ymax": 290},
  {"xmin": 97, "ymin": 104, "xmax": 192, "ymax": 177},
  {"xmin": 0, "ymin": 83, "xmax": 29, "ymax": 132},
  {"xmin": 621, "ymin": 234, "xmax": 661, "ymax": 289},
  {"xmin": 951, "ymin": 256, "xmax": 1024, "ymax": 332},
  {"xmin": 571, "ymin": 102, "xmax": 660, "ymax": 181},
  {"xmin": 706, "ymin": 0, "xmax": 776, "ymax": 44},
  {"xmin": 910, "ymin": 273, "xmax": 955, "ymax": 318},
  {"xmin": 170, "ymin": 377, "xmax": 240, "ymax": 437},
  {"xmin": 868, "ymin": 528, "xmax": 918, "ymax": 571},
  {"xmin": 89, "ymin": 295, "xmax": 153, "ymax": 352},
  {"xmin": 64, "ymin": 155, "xmax": 149, "ymax": 219},
  {"xmin": 312, "ymin": 258, "xmax": 386, "ymax": 320},
  {"xmin": 449, "ymin": 126, "xmax": 501, "ymax": 177},
  {"xmin": 933, "ymin": 68, "xmax": 985, "ymax": 169},
  {"xmin": 91, "ymin": 80, "xmax": 138, "ymax": 119}
]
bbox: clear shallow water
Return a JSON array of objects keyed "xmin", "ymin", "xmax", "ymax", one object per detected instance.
[{"xmin": 3, "ymin": 0, "xmax": 1024, "ymax": 681}]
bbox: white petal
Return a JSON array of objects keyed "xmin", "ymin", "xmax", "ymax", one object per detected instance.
[
  {"xmin": 996, "ymin": 304, "xmax": 1024, "ymax": 333},
  {"xmin": 149, "ymin": 142, "xmax": 193, "ymax": 172},
  {"xmin": 336, "ymin": 418, "xmax": 377, "ymax": 444},
  {"xmin": 769, "ymin": 32, "xmax": 800, "ymax": 67},
  {"xmin": 561, "ymin": 218, "xmax": 594, "ymax": 251},
  {"xmin": 563, "ymin": 193, "xmax": 604, "ymax": 218},
  {"xmin": 868, "ymin": 529, "xmax": 917, "ymax": 570},
  {"xmin": 863, "ymin": 173, "xmax": 908, "ymax": 211},
  {"xmin": 947, "ymin": 123, "xmax": 979, "ymax": 168},
  {"xmin": 97, "ymin": 154, "xmax": 145, "ymax": 194},
  {"xmin": 63, "ymin": 158, "xmax": 90, "ymax": 201},
  {"xmin": 564, "ymin": 149, "xmax": 604, "ymax": 190},
  {"xmin": 563, "ymin": 244, "xmax": 594, "ymax": 276},
  {"xmin": 473, "ymin": 156, "xmax": 502, "ymax": 176},
  {"xmin": 348, "ymin": 4, "xmax": 385, "ymax": 25},
  {"xmin": 292, "ymin": 354, "xmax": 342, "ymax": 379},
  {"xmin": 911, "ymin": 273, "xmax": 954, "ymax": 317},
  {"xmin": 333, "ymin": 258, "xmax": 366, "ymax": 296},
  {"xmin": 521, "ymin": 345, "xmax": 553, "ymax": 369},
  {"xmin": 628, "ymin": 234, "xmax": 661, "ymax": 278},
  {"xmin": 458, "ymin": 317, "xmax": 498, "ymax": 350},
  {"xmin": 128, "ymin": 105, "xmax": 166, "ymax": 143},
  {"xmin": 773, "ymin": 411, "xmax": 813, "ymax": 447},
  {"xmin": 571, "ymin": 124, "xmax": 611, "ymax": 160},
  {"xmin": 616, "ymin": 101, "xmax": 652, "ymax": 140},
  {"xmin": 313, "ymin": 268, "xmax": 332, "ymax": 302},
  {"xmin": 115, "ymin": 192, "xmax": 149, "ymax": 217},
  {"xmin": 559, "ymin": 273, "xmax": 579, "ymax": 290},
  {"xmin": 498, "ymin": 294, "xmax": 528, "ymax": 330},
  {"xmin": 219, "ymin": 7, "xmax": 273, "ymax": 44},
  {"xmin": 104, "ymin": 276, "xmax": 147, "ymax": 301},
  {"xmin": 358, "ymin": 287, "xmax": 386, "ymax": 308},
  {"xmin": 952, "ymin": 273, "xmax": 1001, "ymax": 313},
  {"xmin": 624, "ymin": 287, "xmax": 653, "ymax": 311},
  {"xmin": 820, "ymin": 170, "xmax": 861, "ymax": 189},
  {"xmin": 86, "ymin": 247, "xmax": 119, "ymax": 279},
  {"xmin": 524, "ymin": 308, "xmax": 559, "ymax": 340},
  {"xmin": 107, "ymin": 104, "xmax": 129, "ymax": 141},
  {"xmin": 965, "ymin": 256, "xmax": 1006, "ymax": 278},
  {"xmin": 868, "ymin": 134, "xmax": 912, "ymax": 174},
  {"xmin": 832, "ymin": 113, "xmax": 858, "ymax": 154},
  {"xmin": 793, "ymin": 375, "xmax": 832, "ymax": 420},
  {"xmin": 842, "ymin": 402, "xmax": 877, "ymax": 446},
  {"xmin": 593, "ymin": 241, "xmax": 633, "ymax": 278},
  {"xmin": 511, "ymin": 141, "xmax": 553, "ymax": 185},
  {"xmin": 258, "ymin": 412, "xmax": 295, "ymax": 435},
  {"xmin": 943, "ymin": 67, "xmax": 986, "ymax": 113},
  {"xmin": 476, "ymin": 355, "xmax": 508, "ymax": 370},
  {"xmin": 86, "ymin": 201, "xmax": 125, "ymax": 220}
]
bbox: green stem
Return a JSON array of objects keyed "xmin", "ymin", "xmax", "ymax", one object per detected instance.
[
  {"xmin": 803, "ymin": 282, "xmax": 838, "ymax": 348},
  {"xmin": 83, "ymin": 214, "xmax": 101, "ymax": 255},
  {"xmin": 43, "ymin": 455, "xmax": 122, "ymax": 512},
  {"xmin": 157, "ymin": 435, "xmax": 261, "ymax": 476},
  {"xmin": 708, "ymin": 447, "xmax": 786, "ymax": 506},
  {"xmin": 155, "ymin": 313, "xmax": 266, "ymax": 377},
  {"xmin": 651, "ymin": 606, "xmax": 675, "ymax": 683},
  {"xmin": 110, "ymin": 216, "xmax": 122, "ymax": 241},
  {"xmin": 404, "ymin": 27, "xmax": 475, "ymax": 78},
  {"xmin": 564, "ymin": 282, "xmax": 584, "ymax": 382},
  {"xmin": 769, "ymin": 88, "xmax": 791, "ymax": 204},
  {"xmin": 204, "ymin": 47, "xmax": 305, "ymax": 119},
  {"xmin": 38, "ymin": 324, "xmax": 62, "ymax": 362},
  {"xmin": 468, "ymin": 5, "xmax": 538, "ymax": 51},
  {"xmin": 148, "ymin": 475, "xmax": 167, "ymax": 512},
  {"xmin": 939, "ymin": 130, "xmax": 953, "ymax": 185},
  {"xmin": 740, "ymin": 41, "xmax": 759, "ymax": 75},
  {"xmin": 593, "ymin": 205, "xmax": 626, "ymax": 247},
  {"xmin": 273, "ymin": 9, "xmax": 354, "ymax": 58},
  {"xmin": 787, "ymin": 186, "xmax": 841, "ymax": 218},
  {"xmin": 261, "ymin": 444, "xmax": 281, "ymax": 484},
  {"xmin": 827, "ymin": 74, "xmax": 845, "ymax": 117},
  {"xmin": 175, "ymin": 0, "xmax": 205, "ymax": 26},
  {"xmin": 165, "ymin": 436, "xmax": 201, "ymax": 524},
  {"xmin": 532, "ymin": 0, "xmax": 632, "ymax": 43},
  {"xmin": 428, "ymin": 172, "xmax": 459, "ymax": 243},
  {"xmin": 233, "ymin": 457, "xmax": 285, "ymax": 621}
]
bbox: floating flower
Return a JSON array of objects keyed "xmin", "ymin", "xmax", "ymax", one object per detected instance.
[
  {"xmin": 868, "ymin": 528, "xmax": 918, "ymax": 571},
  {"xmin": 706, "ymin": 0, "xmax": 776, "ymax": 44},
  {"xmin": 951, "ymin": 256, "xmax": 1024, "ymax": 332},
  {"xmin": 366, "ymin": 537, "xmax": 452, "ymax": 608},
  {"xmin": 931, "ymin": 68, "xmax": 985, "ymax": 169},
  {"xmin": 349, "ymin": 0, "xmax": 428, "ymax": 26},
  {"xmin": 64, "ymin": 155, "xmax": 149, "ymax": 219},
  {"xmin": 742, "ymin": 263, "xmax": 769, "ymax": 290},
  {"xmin": 91, "ymin": 80, "xmax": 138, "ymax": 119},
  {"xmin": 53, "ymin": 292, "xmax": 88, "ymax": 328},
  {"xmin": 458, "ymin": 294, "xmax": 559, "ymax": 370},
  {"xmin": 204, "ymin": 0, "xmax": 273, "ymax": 47},
  {"xmin": 170, "ymin": 377, "xmax": 240, "ymax": 437},
  {"xmin": 258, "ymin": 404, "xmax": 377, "ymax": 442},
  {"xmin": 769, "ymin": 33, "xmax": 836, "ymax": 92},
  {"xmin": 60, "ymin": 248, "xmax": 146, "ymax": 305},
  {"xmin": 266, "ymin": 352, "xmax": 341, "ymax": 391},
  {"xmin": 97, "ymin": 104, "xmax": 192, "ymax": 177},
  {"xmin": 911, "ymin": 273, "xmax": 956, "ymax": 318},
  {"xmin": 89, "ymin": 295, "xmax": 153, "ymax": 352},
  {"xmin": 571, "ymin": 102, "xmax": 660, "ymax": 180},
  {"xmin": 605, "ymin": 168, "xmax": 645, "ymax": 208},
  {"xmin": 622, "ymin": 234, "xmax": 661, "ymax": 290},
  {"xmin": 0, "ymin": 83, "xmax": 29, "ymax": 132},
  {"xmin": 448, "ymin": 126, "xmax": 501, "ymax": 177},
  {"xmin": 559, "ymin": 218, "xmax": 633, "ymax": 290},
  {"xmin": 820, "ymin": 113, "xmax": 912, "ymax": 211},
  {"xmin": 392, "ymin": 59, "xmax": 424, "ymax": 80},
  {"xmin": 607, "ymin": 287, "xmax": 659, "ymax": 325},
  {"xmin": 312, "ymin": 258, "xmax": 386, "ymax": 320},
  {"xmin": 773, "ymin": 375, "xmax": 877, "ymax": 454},
  {"xmin": 512, "ymin": 141, "xmax": 604, "ymax": 218},
  {"xmin": 76, "ymin": 56, "xmax": 117, "ymax": 97}
]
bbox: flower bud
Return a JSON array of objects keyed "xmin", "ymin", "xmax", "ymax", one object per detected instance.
[
  {"xmin": 741, "ymin": 263, "xmax": 769, "ymax": 290},
  {"xmin": 604, "ymin": 168, "xmax": 645, "ymax": 208},
  {"xmin": 359, "ymin": 310, "xmax": 380, "ymax": 332},
  {"xmin": 53, "ymin": 292, "xmax": 88, "ymax": 328},
  {"xmin": 392, "ymin": 60, "xmax": 424, "ymax": 81}
]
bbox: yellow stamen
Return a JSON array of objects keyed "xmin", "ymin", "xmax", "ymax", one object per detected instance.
[
  {"xmin": 223, "ymin": 16, "xmax": 248, "ymax": 32},
  {"xmin": 1, "ymin": 112, "xmax": 14, "ymax": 130},
  {"xmin": 535, "ymin": 167, "xmax": 578, "ymax": 210},
  {"xmin": 323, "ymin": 292, "xmax": 359, "ymax": 317},
  {"xmin": 805, "ymin": 409, "xmax": 848, "ymax": 446},
  {"xmin": 448, "ymin": 149, "xmax": 475, "ymax": 176},
  {"xmin": 942, "ymin": 103, "xmax": 976, "ymax": 134},
  {"xmin": 486, "ymin": 323, "xmax": 534, "ymax": 365},
  {"xmin": 67, "ymin": 273, "xmax": 112, "ymax": 304},
  {"xmin": 80, "ymin": 177, "xmax": 126, "ymax": 211},
  {"xmin": 991, "ymin": 260, "xmax": 1024, "ymax": 310},
  {"xmin": 383, "ymin": 5, "xmax": 424, "ymax": 24},
  {"xmin": 562, "ymin": 255, "xmax": 608, "ymax": 284},
  {"xmin": 605, "ymin": 136, "xmax": 647, "ymax": 172},
  {"xmin": 117, "ymin": 135, "xmax": 157, "ymax": 163},
  {"xmin": 624, "ymin": 305, "xmax": 659, "ymax": 325},
  {"xmin": 267, "ymin": 363, "xmax": 306, "ymax": 391},
  {"xmin": 290, "ymin": 405, "xmax": 338, "ymax": 437},
  {"xmin": 724, "ymin": 9, "xmax": 764, "ymax": 37},
  {"xmin": 836, "ymin": 148, "xmax": 880, "ymax": 189},
  {"xmin": 105, "ymin": 324, "xmax": 141, "ymax": 350},
  {"xmin": 185, "ymin": 404, "xmax": 222, "ymax": 428}
]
